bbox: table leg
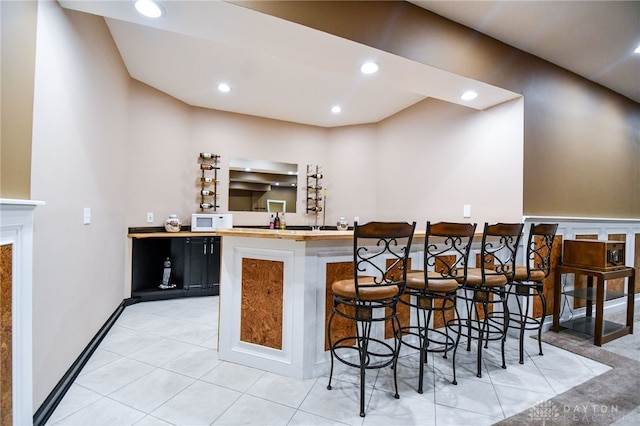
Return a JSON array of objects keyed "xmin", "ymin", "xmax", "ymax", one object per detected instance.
[
  {"xmin": 594, "ymin": 276, "xmax": 605, "ymax": 346},
  {"xmin": 586, "ymin": 276, "xmax": 593, "ymax": 318},
  {"xmin": 627, "ymin": 270, "xmax": 635, "ymax": 332},
  {"xmin": 552, "ymin": 268, "xmax": 562, "ymax": 332}
]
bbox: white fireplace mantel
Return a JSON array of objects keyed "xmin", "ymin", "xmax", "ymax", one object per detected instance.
[{"xmin": 1, "ymin": 198, "xmax": 44, "ymax": 426}]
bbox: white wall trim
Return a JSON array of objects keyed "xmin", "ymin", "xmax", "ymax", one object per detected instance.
[{"xmin": 1, "ymin": 198, "xmax": 44, "ymax": 426}]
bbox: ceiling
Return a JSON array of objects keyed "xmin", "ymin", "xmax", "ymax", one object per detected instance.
[
  {"xmin": 411, "ymin": 0, "xmax": 640, "ymax": 105},
  {"xmin": 58, "ymin": 1, "xmax": 639, "ymax": 128}
]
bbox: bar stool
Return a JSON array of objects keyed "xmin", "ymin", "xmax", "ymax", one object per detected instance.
[
  {"xmin": 450, "ymin": 222, "xmax": 523, "ymax": 378},
  {"xmin": 506, "ymin": 223, "xmax": 558, "ymax": 364},
  {"xmin": 400, "ymin": 221, "xmax": 476, "ymax": 391},
  {"xmin": 326, "ymin": 221, "xmax": 416, "ymax": 418}
]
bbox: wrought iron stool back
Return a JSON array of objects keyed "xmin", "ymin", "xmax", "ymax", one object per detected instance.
[{"xmin": 327, "ymin": 221, "xmax": 416, "ymax": 417}]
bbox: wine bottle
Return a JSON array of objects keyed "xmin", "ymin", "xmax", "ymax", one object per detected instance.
[
  {"xmin": 308, "ymin": 184, "xmax": 322, "ymax": 190},
  {"xmin": 200, "ymin": 189, "xmax": 215, "ymax": 196},
  {"xmin": 307, "ymin": 173, "xmax": 323, "ymax": 179},
  {"xmin": 200, "ymin": 163, "xmax": 218, "ymax": 170},
  {"xmin": 199, "ymin": 153, "xmax": 219, "ymax": 160},
  {"xmin": 307, "ymin": 206, "xmax": 323, "ymax": 212},
  {"xmin": 273, "ymin": 212, "xmax": 280, "ymax": 229},
  {"xmin": 201, "ymin": 177, "xmax": 215, "ymax": 183},
  {"xmin": 200, "ymin": 202, "xmax": 215, "ymax": 209},
  {"xmin": 307, "ymin": 195, "xmax": 323, "ymax": 201}
]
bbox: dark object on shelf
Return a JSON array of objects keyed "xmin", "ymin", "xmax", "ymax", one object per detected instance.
[
  {"xmin": 563, "ymin": 239, "xmax": 626, "ymax": 271},
  {"xmin": 159, "ymin": 257, "xmax": 176, "ymax": 289}
]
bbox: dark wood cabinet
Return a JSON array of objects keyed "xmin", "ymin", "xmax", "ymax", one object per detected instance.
[
  {"xmin": 184, "ymin": 237, "xmax": 220, "ymax": 293},
  {"xmin": 131, "ymin": 235, "xmax": 220, "ymax": 301}
]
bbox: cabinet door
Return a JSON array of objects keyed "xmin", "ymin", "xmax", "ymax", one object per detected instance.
[
  {"xmin": 185, "ymin": 237, "xmax": 221, "ymax": 293},
  {"xmin": 206, "ymin": 237, "xmax": 221, "ymax": 289},
  {"xmin": 185, "ymin": 237, "xmax": 207, "ymax": 290}
]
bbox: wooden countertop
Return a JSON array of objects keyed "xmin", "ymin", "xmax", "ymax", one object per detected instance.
[
  {"xmin": 128, "ymin": 228, "xmax": 354, "ymax": 241},
  {"xmin": 128, "ymin": 227, "xmax": 429, "ymax": 241},
  {"xmin": 216, "ymin": 228, "xmax": 355, "ymax": 241}
]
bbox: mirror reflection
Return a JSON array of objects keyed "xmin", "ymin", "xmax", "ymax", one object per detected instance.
[{"xmin": 228, "ymin": 158, "xmax": 297, "ymax": 212}]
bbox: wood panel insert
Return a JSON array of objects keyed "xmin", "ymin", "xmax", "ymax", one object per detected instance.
[
  {"xmin": 240, "ymin": 258, "xmax": 284, "ymax": 350},
  {"xmin": 325, "ymin": 262, "xmax": 354, "ymax": 351},
  {"xmin": 1, "ymin": 244, "xmax": 12, "ymax": 426}
]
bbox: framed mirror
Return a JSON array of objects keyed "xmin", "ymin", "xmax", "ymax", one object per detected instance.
[
  {"xmin": 228, "ymin": 158, "xmax": 297, "ymax": 212},
  {"xmin": 266, "ymin": 199, "xmax": 286, "ymax": 213}
]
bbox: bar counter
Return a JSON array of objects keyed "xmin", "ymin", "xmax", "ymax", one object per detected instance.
[{"xmin": 214, "ymin": 227, "xmax": 424, "ymax": 379}]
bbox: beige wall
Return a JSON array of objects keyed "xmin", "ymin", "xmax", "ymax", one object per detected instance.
[
  {"xmin": 241, "ymin": 0, "xmax": 640, "ymax": 219},
  {"xmin": 375, "ymin": 97, "xmax": 523, "ymax": 224},
  {"xmin": 0, "ymin": 0, "xmax": 37, "ymax": 199},
  {"xmin": 125, "ymin": 86, "xmax": 522, "ymax": 230},
  {"xmin": 30, "ymin": 2, "xmax": 130, "ymax": 407}
]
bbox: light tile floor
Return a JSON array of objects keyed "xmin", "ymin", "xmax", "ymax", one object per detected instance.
[{"xmin": 46, "ymin": 296, "xmax": 612, "ymax": 426}]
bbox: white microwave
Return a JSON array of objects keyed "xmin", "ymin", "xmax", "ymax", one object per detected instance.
[{"xmin": 191, "ymin": 213, "xmax": 233, "ymax": 232}]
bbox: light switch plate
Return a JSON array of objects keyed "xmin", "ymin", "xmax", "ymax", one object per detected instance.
[
  {"xmin": 83, "ymin": 207, "xmax": 91, "ymax": 225},
  {"xmin": 147, "ymin": 212, "xmax": 154, "ymax": 223},
  {"xmin": 463, "ymin": 204, "xmax": 471, "ymax": 218}
]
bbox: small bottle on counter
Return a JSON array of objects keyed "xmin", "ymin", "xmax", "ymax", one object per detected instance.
[
  {"xmin": 280, "ymin": 212, "xmax": 286, "ymax": 229},
  {"xmin": 269, "ymin": 214, "xmax": 275, "ymax": 229}
]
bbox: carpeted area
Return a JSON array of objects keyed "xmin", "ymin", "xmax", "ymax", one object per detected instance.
[{"xmin": 496, "ymin": 307, "xmax": 640, "ymax": 425}]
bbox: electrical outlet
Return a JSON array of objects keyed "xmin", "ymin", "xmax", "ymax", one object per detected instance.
[{"xmin": 147, "ymin": 212, "xmax": 154, "ymax": 223}]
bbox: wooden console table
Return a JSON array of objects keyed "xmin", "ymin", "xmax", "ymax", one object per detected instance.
[{"xmin": 552, "ymin": 265, "xmax": 635, "ymax": 346}]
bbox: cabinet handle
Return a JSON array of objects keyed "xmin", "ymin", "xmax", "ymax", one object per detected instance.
[
  {"xmin": 210, "ymin": 243, "xmax": 214, "ymax": 254},
  {"xmin": 203, "ymin": 244, "xmax": 207, "ymax": 255}
]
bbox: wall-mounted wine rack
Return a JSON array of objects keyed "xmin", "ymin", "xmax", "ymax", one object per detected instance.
[
  {"xmin": 306, "ymin": 164, "xmax": 324, "ymax": 228},
  {"xmin": 199, "ymin": 153, "xmax": 219, "ymax": 211}
]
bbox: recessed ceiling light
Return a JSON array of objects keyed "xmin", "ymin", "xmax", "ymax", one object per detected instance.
[
  {"xmin": 461, "ymin": 91, "xmax": 478, "ymax": 101},
  {"xmin": 135, "ymin": 0, "xmax": 163, "ymax": 18},
  {"xmin": 331, "ymin": 106, "xmax": 342, "ymax": 114},
  {"xmin": 634, "ymin": 44, "xmax": 640, "ymax": 54},
  {"xmin": 218, "ymin": 83, "xmax": 231, "ymax": 93},
  {"xmin": 360, "ymin": 61, "xmax": 379, "ymax": 74}
]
